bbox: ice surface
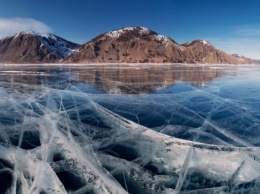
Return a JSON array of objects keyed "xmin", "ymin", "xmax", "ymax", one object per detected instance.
[{"xmin": 0, "ymin": 64, "xmax": 260, "ymax": 193}]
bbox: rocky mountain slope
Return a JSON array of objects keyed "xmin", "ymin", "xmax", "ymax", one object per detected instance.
[
  {"xmin": 65, "ymin": 27, "xmax": 186, "ymax": 63},
  {"xmin": 231, "ymin": 53, "xmax": 255, "ymax": 64},
  {"xmin": 0, "ymin": 27, "xmax": 255, "ymax": 64},
  {"xmin": 65, "ymin": 27, "xmax": 254, "ymax": 64},
  {"xmin": 0, "ymin": 31, "xmax": 80, "ymax": 63},
  {"xmin": 180, "ymin": 40, "xmax": 254, "ymax": 64},
  {"xmin": 254, "ymin": 59, "xmax": 260, "ymax": 64}
]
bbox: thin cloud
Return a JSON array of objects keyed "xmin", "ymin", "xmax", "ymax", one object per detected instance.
[
  {"xmin": 0, "ymin": 18, "xmax": 52, "ymax": 38},
  {"xmin": 208, "ymin": 38, "xmax": 260, "ymax": 59},
  {"xmin": 232, "ymin": 25, "xmax": 260, "ymax": 36}
]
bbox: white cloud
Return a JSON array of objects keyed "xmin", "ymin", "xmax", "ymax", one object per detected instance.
[
  {"xmin": 232, "ymin": 25, "xmax": 260, "ymax": 36},
  {"xmin": 205, "ymin": 25, "xmax": 260, "ymax": 59},
  {"xmin": 198, "ymin": 25, "xmax": 260, "ymax": 59},
  {"xmin": 0, "ymin": 18, "xmax": 52, "ymax": 38}
]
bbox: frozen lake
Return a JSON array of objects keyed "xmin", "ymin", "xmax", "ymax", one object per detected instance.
[{"xmin": 0, "ymin": 64, "xmax": 260, "ymax": 193}]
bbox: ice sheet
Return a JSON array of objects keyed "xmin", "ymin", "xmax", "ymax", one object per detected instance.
[{"xmin": 0, "ymin": 64, "xmax": 259, "ymax": 193}]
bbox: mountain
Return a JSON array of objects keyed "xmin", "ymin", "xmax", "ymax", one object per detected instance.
[
  {"xmin": 65, "ymin": 27, "xmax": 186, "ymax": 63},
  {"xmin": 65, "ymin": 27, "xmax": 254, "ymax": 64},
  {"xmin": 181, "ymin": 40, "xmax": 254, "ymax": 64},
  {"xmin": 231, "ymin": 53, "xmax": 255, "ymax": 64},
  {"xmin": 0, "ymin": 28, "xmax": 255, "ymax": 64},
  {"xmin": 0, "ymin": 31, "xmax": 80, "ymax": 63},
  {"xmin": 254, "ymin": 59, "xmax": 260, "ymax": 64}
]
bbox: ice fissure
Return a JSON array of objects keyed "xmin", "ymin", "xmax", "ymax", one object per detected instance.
[{"xmin": 0, "ymin": 65, "xmax": 260, "ymax": 193}]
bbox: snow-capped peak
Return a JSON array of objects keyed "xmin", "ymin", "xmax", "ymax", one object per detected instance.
[
  {"xmin": 105, "ymin": 27, "xmax": 150, "ymax": 38},
  {"xmin": 17, "ymin": 30, "xmax": 35, "ymax": 35},
  {"xmin": 200, "ymin": 39, "xmax": 210, "ymax": 46},
  {"xmin": 3, "ymin": 31, "xmax": 80, "ymax": 58},
  {"xmin": 105, "ymin": 27, "xmax": 170, "ymax": 45},
  {"xmin": 14, "ymin": 31, "xmax": 58, "ymax": 41},
  {"xmin": 184, "ymin": 39, "xmax": 211, "ymax": 47}
]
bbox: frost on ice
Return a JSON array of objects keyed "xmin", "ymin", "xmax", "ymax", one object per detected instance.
[{"xmin": 0, "ymin": 65, "xmax": 260, "ymax": 193}]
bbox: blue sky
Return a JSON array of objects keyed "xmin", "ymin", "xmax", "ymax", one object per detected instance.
[{"xmin": 0, "ymin": 0, "xmax": 260, "ymax": 59}]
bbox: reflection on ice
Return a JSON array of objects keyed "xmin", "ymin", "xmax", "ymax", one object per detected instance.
[
  {"xmin": 0, "ymin": 64, "xmax": 233, "ymax": 94},
  {"xmin": 0, "ymin": 64, "xmax": 260, "ymax": 193}
]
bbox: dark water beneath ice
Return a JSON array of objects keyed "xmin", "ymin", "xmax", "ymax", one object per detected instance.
[{"xmin": 0, "ymin": 64, "xmax": 260, "ymax": 193}]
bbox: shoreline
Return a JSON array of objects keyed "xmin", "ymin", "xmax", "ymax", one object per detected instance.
[{"xmin": 0, "ymin": 62, "xmax": 258, "ymax": 67}]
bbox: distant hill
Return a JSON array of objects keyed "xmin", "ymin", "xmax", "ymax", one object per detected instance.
[
  {"xmin": 0, "ymin": 27, "xmax": 255, "ymax": 64},
  {"xmin": 0, "ymin": 31, "xmax": 80, "ymax": 63},
  {"xmin": 254, "ymin": 60, "xmax": 260, "ymax": 64},
  {"xmin": 231, "ymin": 54, "xmax": 255, "ymax": 64},
  {"xmin": 179, "ymin": 40, "xmax": 254, "ymax": 64}
]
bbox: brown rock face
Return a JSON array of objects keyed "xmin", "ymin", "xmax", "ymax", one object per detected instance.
[
  {"xmin": 65, "ymin": 27, "xmax": 253, "ymax": 64},
  {"xmin": 65, "ymin": 27, "xmax": 186, "ymax": 63},
  {"xmin": 0, "ymin": 31, "xmax": 80, "ymax": 63},
  {"xmin": 254, "ymin": 60, "xmax": 260, "ymax": 64},
  {"xmin": 0, "ymin": 28, "xmax": 255, "ymax": 64},
  {"xmin": 231, "ymin": 54, "xmax": 255, "ymax": 64},
  {"xmin": 182, "ymin": 40, "xmax": 253, "ymax": 64}
]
